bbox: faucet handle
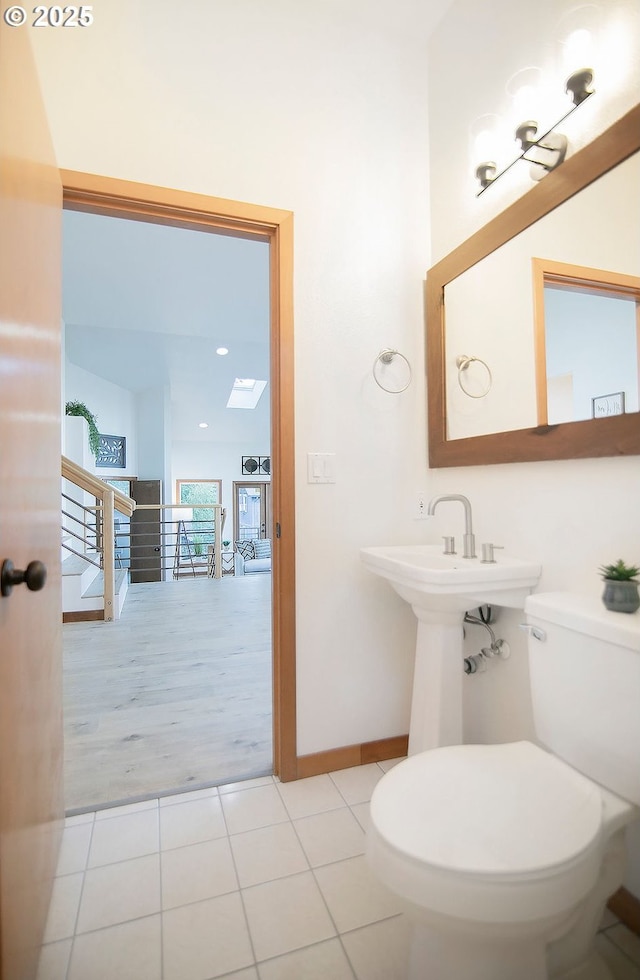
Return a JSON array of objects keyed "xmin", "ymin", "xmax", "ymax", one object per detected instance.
[
  {"xmin": 442, "ymin": 536, "xmax": 456, "ymax": 555},
  {"xmin": 481, "ymin": 543, "xmax": 503, "ymax": 563}
]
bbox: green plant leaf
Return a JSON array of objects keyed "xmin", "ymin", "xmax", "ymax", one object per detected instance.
[
  {"xmin": 65, "ymin": 400, "xmax": 100, "ymax": 457},
  {"xmin": 598, "ymin": 558, "xmax": 640, "ymax": 581}
]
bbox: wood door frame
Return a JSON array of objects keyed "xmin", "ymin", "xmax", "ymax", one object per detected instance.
[{"xmin": 61, "ymin": 171, "xmax": 297, "ymax": 781}]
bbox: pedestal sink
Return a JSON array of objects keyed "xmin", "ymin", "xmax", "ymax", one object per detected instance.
[{"xmin": 360, "ymin": 545, "xmax": 541, "ymax": 754}]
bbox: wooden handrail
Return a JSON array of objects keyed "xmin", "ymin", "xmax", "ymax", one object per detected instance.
[
  {"xmin": 61, "ymin": 455, "xmax": 135, "ymax": 516},
  {"xmin": 61, "ymin": 456, "xmax": 135, "ymax": 622}
]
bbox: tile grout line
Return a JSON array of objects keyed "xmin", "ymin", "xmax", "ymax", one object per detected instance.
[
  {"xmin": 64, "ymin": 809, "xmax": 96, "ymax": 980},
  {"xmin": 156, "ymin": 803, "xmax": 165, "ymax": 980},
  {"xmin": 218, "ymin": 783, "xmax": 260, "ymax": 976},
  {"xmin": 279, "ymin": 778, "xmax": 360, "ymax": 980},
  {"xmin": 332, "ymin": 769, "xmax": 397, "ymax": 980},
  {"xmin": 324, "ymin": 763, "xmax": 401, "ymax": 980},
  {"xmin": 57, "ymin": 801, "xmax": 164, "ymax": 977},
  {"xmin": 599, "ymin": 927, "xmax": 640, "ymax": 971},
  {"xmin": 250, "ymin": 775, "xmax": 357, "ymax": 976}
]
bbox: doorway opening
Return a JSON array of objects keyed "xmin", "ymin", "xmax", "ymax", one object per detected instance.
[
  {"xmin": 234, "ymin": 481, "xmax": 272, "ymax": 542},
  {"xmin": 61, "ymin": 172, "xmax": 297, "ymax": 810}
]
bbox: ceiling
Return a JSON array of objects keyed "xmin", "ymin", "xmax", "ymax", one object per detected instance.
[{"xmin": 62, "ymin": 209, "xmax": 271, "ymax": 442}]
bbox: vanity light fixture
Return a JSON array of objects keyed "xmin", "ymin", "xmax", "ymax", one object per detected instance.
[
  {"xmin": 475, "ymin": 162, "xmax": 498, "ymax": 191},
  {"xmin": 474, "ymin": 68, "xmax": 595, "ymax": 196},
  {"xmin": 565, "ymin": 67, "xmax": 595, "ymax": 104}
]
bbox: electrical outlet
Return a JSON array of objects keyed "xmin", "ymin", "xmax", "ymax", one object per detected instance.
[{"xmin": 415, "ymin": 491, "xmax": 429, "ymax": 520}]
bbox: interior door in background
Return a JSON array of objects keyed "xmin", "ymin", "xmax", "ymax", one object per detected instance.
[
  {"xmin": 0, "ymin": 19, "xmax": 64, "ymax": 980},
  {"xmin": 233, "ymin": 482, "xmax": 272, "ymax": 541},
  {"xmin": 129, "ymin": 480, "xmax": 162, "ymax": 582}
]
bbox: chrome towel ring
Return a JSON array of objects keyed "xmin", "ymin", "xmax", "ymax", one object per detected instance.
[
  {"xmin": 373, "ymin": 349, "xmax": 412, "ymax": 393},
  {"xmin": 456, "ymin": 355, "xmax": 492, "ymax": 398}
]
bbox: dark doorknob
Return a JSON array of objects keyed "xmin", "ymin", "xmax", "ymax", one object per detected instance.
[{"xmin": 1, "ymin": 559, "xmax": 47, "ymax": 597}]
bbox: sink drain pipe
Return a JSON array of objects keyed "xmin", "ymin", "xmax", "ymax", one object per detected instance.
[
  {"xmin": 463, "ymin": 610, "xmax": 510, "ymax": 674},
  {"xmin": 464, "ymin": 651, "xmax": 487, "ymax": 674}
]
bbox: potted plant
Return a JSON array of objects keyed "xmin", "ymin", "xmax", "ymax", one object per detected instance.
[
  {"xmin": 65, "ymin": 400, "xmax": 100, "ymax": 457},
  {"xmin": 599, "ymin": 559, "xmax": 640, "ymax": 614}
]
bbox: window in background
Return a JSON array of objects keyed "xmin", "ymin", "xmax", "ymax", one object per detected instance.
[{"xmin": 175, "ymin": 480, "xmax": 222, "ymax": 557}]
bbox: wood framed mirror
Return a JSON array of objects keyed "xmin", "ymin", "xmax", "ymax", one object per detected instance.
[{"xmin": 426, "ymin": 103, "xmax": 640, "ymax": 468}]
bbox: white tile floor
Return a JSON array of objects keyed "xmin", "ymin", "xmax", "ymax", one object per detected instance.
[{"xmin": 38, "ymin": 761, "xmax": 640, "ymax": 980}]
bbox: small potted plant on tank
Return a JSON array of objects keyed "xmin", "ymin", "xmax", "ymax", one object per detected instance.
[{"xmin": 599, "ymin": 559, "xmax": 640, "ymax": 614}]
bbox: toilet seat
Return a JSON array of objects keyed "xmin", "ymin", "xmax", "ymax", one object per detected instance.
[{"xmin": 368, "ymin": 741, "xmax": 605, "ymax": 924}]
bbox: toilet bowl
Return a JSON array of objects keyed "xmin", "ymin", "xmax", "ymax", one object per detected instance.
[{"xmin": 367, "ymin": 593, "xmax": 640, "ymax": 980}]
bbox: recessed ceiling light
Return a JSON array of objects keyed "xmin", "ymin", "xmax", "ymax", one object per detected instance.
[
  {"xmin": 199, "ymin": 422, "xmax": 209, "ymax": 428},
  {"xmin": 216, "ymin": 347, "xmax": 229, "ymax": 356}
]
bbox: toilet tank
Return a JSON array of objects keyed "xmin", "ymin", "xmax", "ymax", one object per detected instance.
[{"xmin": 525, "ymin": 592, "xmax": 640, "ymax": 805}]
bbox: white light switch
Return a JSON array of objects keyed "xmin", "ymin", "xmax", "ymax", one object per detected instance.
[{"xmin": 307, "ymin": 452, "xmax": 336, "ymax": 483}]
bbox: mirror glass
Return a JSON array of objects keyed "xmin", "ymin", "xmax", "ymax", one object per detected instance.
[
  {"xmin": 541, "ymin": 271, "xmax": 639, "ymax": 425},
  {"xmin": 426, "ymin": 105, "xmax": 640, "ymax": 467}
]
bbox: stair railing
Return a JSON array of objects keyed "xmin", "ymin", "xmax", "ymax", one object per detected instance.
[
  {"xmin": 61, "ymin": 455, "xmax": 135, "ymax": 622},
  {"xmin": 61, "ymin": 491, "xmax": 102, "ymax": 561},
  {"xmin": 131, "ymin": 504, "xmax": 224, "ymax": 580}
]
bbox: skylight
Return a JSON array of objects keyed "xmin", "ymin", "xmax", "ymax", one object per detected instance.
[{"xmin": 226, "ymin": 378, "xmax": 267, "ymax": 409}]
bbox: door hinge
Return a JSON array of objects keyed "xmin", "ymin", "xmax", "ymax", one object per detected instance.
[{"xmin": 275, "ymin": 522, "xmax": 281, "ymax": 539}]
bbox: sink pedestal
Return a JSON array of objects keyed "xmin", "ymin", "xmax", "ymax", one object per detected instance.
[
  {"xmin": 410, "ymin": 609, "xmax": 464, "ymax": 754},
  {"xmin": 360, "ymin": 544, "xmax": 541, "ymax": 754}
]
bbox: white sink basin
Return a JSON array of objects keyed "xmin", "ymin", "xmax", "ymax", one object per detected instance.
[
  {"xmin": 360, "ymin": 544, "xmax": 541, "ymax": 754},
  {"xmin": 360, "ymin": 544, "xmax": 541, "ymax": 613}
]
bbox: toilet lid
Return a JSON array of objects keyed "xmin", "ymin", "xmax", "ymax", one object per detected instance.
[{"xmin": 370, "ymin": 741, "xmax": 603, "ymax": 876}]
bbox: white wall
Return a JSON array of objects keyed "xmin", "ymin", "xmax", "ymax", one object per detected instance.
[
  {"xmin": 427, "ymin": 0, "xmax": 640, "ymax": 894},
  {"xmin": 64, "ymin": 360, "xmax": 138, "ymax": 476},
  {"xmin": 170, "ymin": 384, "xmax": 271, "ymax": 542},
  {"xmin": 171, "ymin": 440, "xmax": 270, "ymax": 544},
  {"xmin": 545, "ymin": 288, "xmax": 639, "ymax": 422},
  {"xmin": 135, "ymin": 386, "xmax": 171, "ymax": 489}
]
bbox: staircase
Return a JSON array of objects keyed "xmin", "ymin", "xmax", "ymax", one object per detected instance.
[
  {"xmin": 62, "ymin": 553, "xmax": 129, "ymax": 623},
  {"xmin": 60, "ymin": 456, "xmax": 225, "ymax": 622},
  {"xmin": 61, "ymin": 455, "xmax": 135, "ymax": 622}
]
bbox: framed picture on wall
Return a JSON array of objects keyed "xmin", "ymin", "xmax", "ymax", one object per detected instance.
[
  {"xmin": 242, "ymin": 455, "xmax": 270, "ymax": 475},
  {"xmin": 96, "ymin": 434, "xmax": 126, "ymax": 468}
]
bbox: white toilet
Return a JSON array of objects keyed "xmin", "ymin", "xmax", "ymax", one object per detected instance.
[{"xmin": 367, "ymin": 592, "xmax": 640, "ymax": 980}]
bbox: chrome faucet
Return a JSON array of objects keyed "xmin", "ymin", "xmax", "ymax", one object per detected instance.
[{"xmin": 427, "ymin": 494, "xmax": 476, "ymax": 558}]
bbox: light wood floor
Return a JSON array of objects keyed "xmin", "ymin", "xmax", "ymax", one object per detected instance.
[{"xmin": 63, "ymin": 573, "xmax": 273, "ymax": 812}]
